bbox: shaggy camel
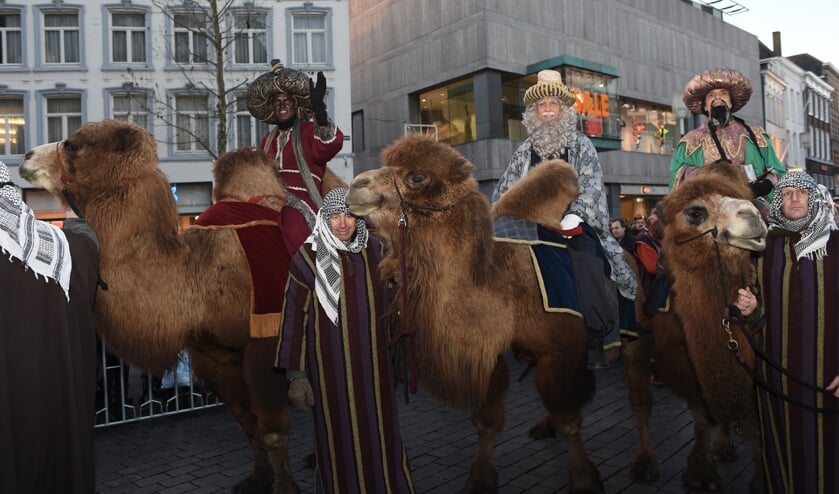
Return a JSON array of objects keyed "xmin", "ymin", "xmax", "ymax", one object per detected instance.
[
  {"xmin": 347, "ymin": 133, "xmax": 602, "ymax": 493},
  {"xmin": 620, "ymin": 163, "xmax": 768, "ymax": 492},
  {"xmin": 19, "ymin": 120, "xmax": 343, "ymax": 494}
]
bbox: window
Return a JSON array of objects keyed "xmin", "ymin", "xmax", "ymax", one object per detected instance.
[
  {"xmin": 173, "ymin": 12, "xmax": 209, "ymax": 64},
  {"xmin": 44, "ymin": 12, "xmax": 80, "ymax": 64},
  {"xmin": 235, "ymin": 94, "xmax": 269, "ymax": 148},
  {"xmin": 232, "ymin": 12, "xmax": 267, "ymax": 65},
  {"xmin": 0, "ymin": 11, "xmax": 23, "ymax": 65},
  {"xmin": 417, "ymin": 79, "xmax": 476, "ymax": 146},
  {"xmin": 110, "ymin": 11, "xmax": 146, "ymax": 64},
  {"xmin": 46, "ymin": 95, "xmax": 82, "ymax": 142},
  {"xmin": 175, "ymin": 93, "xmax": 210, "ymax": 152},
  {"xmin": 619, "ymin": 99, "xmax": 678, "ymax": 155},
  {"xmin": 291, "ymin": 11, "xmax": 327, "ymax": 66},
  {"xmin": 0, "ymin": 96, "xmax": 25, "ymax": 155},
  {"xmin": 111, "ymin": 91, "xmax": 150, "ymax": 130}
]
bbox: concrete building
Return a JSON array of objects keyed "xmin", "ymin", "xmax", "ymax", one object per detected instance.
[
  {"xmin": 760, "ymin": 56, "xmax": 807, "ymax": 171},
  {"xmin": 349, "ymin": 0, "xmax": 767, "ymax": 219},
  {"xmin": 1, "ymin": 0, "xmax": 353, "ymax": 220}
]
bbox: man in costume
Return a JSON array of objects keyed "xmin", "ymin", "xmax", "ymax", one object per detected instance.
[
  {"xmin": 492, "ymin": 69, "xmax": 637, "ymax": 365},
  {"xmin": 670, "ymin": 67, "xmax": 786, "ymax": 209},
  {"xmin": 274, "ymin": 188, "xmax": 414, "ymax": 493},
  {"xmin": 0, "ymin": 162, "xmax": 100, "ymax": 494},
  {"xmin": 739, "ymin": 170, "xmax": 839, "ymax": 493},
  {"xmin": 247, "ymin": 60, "xmax": 344, "ymax": 251}
]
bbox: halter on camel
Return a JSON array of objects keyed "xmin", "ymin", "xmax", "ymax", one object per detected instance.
[
  {"xmin": 388, "ymin": 175, "xmax": 459, "ymax": 396},
  {"xmin": 676, "ymin": 227, "xmax": 839, "ymax": 414}
]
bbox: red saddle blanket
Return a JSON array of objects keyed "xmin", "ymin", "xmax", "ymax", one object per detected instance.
[{"xmin": 193, "ymin": 201, "xmax": 291, "ymax": 338}]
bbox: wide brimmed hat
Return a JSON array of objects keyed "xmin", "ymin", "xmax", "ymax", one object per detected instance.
[
  {"xmin": 247, "ymin": 60, "xmax": 312, "ymax": 124},
  {"xmin": 524, "ymin": 70, "xmax": 577, "ymax": 106},
  {"xmin": 683, "ymin": 67, "xmax": 752, "ymax": 115}
]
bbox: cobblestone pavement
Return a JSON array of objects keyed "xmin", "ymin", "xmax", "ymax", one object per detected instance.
[{"xmin": 95, "ymin": 352, "xmax": 753, "ymax": 493}]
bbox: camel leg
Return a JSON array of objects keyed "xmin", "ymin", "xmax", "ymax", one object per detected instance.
[
  {"xmin": 463, "ymin": 355, "xmax": 509, "ymax": 494},
  {"xmin": 188, "ymin": 345, "xmax": 277, "ymax": 494},
  {"xmin": 710, "ymin": 423, "xmax": 738, "ymax": 462},
  {"xmin": 621, "ymin": 334, "xmax": 660, "ymax": 481},
  {"xmin": 243, "ymin": 338, "xmax": 299, "ymax": 494},
  {"xmin": 682, "ymin": 407, "xmax": 721, "ymax": 491},
  {"xmin": 535, "ymin": 352, "xmax": 602, "ymax": 494}
]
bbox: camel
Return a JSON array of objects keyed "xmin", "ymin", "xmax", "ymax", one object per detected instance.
[
  {"xmin": 347, "ymin": 133, "xmax": 603, "ymax": 493},
  {"xmin": 19, "ymin": 119, "xmax": 343, "ymax": 494},
  {"xmin": 621, "ymin": 162, "xmax": 768, "ymax": 492}
]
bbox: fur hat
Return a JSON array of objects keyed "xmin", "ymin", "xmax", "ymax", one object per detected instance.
[
  {"xmin": 523, "ymin": 70, "xmax": 577, "ymax": 107},
  {"xmin": 247, "ymin": 59, "xmax": 312, "ymax": 124},
  {"xmin": 682, "ymin": 67, "xmax": 752, "ymax": 115}
]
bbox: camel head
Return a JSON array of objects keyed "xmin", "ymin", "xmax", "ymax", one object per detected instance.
[
  {"xmin": 20, "ymin": 120, "xmax": 159, "ymax": 216},
  {"xmin": 490, "ymin": 159, "xmax": 578, "ymax": 229},
  {"xmin": 213, "ymin": 147, "xmax": 287, "ymax": 211},
  {"xmin": 347, "ymin": 133, "xmax": 480, "ymax": 234},
  {"xmin": 659, "ymin": 163, "xmax": 767, "ymax": 271}
]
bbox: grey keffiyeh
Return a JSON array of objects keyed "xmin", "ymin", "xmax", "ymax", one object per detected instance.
[
  {"xmin": 0, "ymin": 161, "xmax": 72, "ymax": 299},
  {"xmin": 768, "ymin": 170, "xmax": 837, "ymax": 260},
  {"xmin": 305, "ymin": 187, "xmax": 369, "ymax": 325}
]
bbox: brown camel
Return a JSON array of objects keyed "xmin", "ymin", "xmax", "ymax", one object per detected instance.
[
  {"xmin": 347, "ymin": 133, "xmax": 602, "ymax": 494},
  {"xmin": 19, "ymin": 120, "xmax": 342, "ymax": 494},
  {"xmin": 621, "ymin": 162, "xmax": 768, "ymax": 492}
]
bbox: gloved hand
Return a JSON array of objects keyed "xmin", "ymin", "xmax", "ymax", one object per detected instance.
[
  {"xmin": 559, "ymin": 213, "xmax": 583, "ymax": 231},
  {"xmin": 309, "ymin": 72, "xmax": 328, "ymax": 125},
  {"xmin": 288, "ymin": 378, "xmax": 315, "ymax": 413}
]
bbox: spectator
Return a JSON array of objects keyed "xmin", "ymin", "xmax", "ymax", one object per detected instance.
[
  {"xmin": 275, "ymin": 188, "xmax": 414, "ymax": 493},
  {"xmin": 610, "ymin": 217, "xmax": 636, "ymax": 252},
  {"xmin": 0, "ymin": 162, "xmax": 100, "ymax": 494}
]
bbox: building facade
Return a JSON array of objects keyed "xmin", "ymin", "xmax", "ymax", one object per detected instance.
[
  {"xmin": 349, "ymin": 0, "xmax": 766, "ymax": 219},
  {"xmin": 2, "ymin": 0, "xmax": 352, "ymax": 219}
]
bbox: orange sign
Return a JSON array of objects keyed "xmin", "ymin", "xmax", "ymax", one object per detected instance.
[{"xmin": 572, "ymin": 89, "xmax": 609, "ymax": 118}]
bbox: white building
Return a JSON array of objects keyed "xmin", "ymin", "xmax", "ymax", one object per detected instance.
[
  {"xmin": 761, "ymin": 57, "xmax": 807, "ymax": 169},
  {"xmin": 1, "ymin": 0, "xmax": 353, "ymax": 219}
]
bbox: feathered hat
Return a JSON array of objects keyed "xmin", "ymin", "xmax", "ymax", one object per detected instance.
[
  {"xmin": 247, "ymin": 59, "xmax": 312, "ymax": 124},
  {"xmin": 523, "ymin": 70, "xmax": 577, "ymax": 106},
  {"xmin": 682, "ymin": 67, "xmax": 752, "ymax": 115}
]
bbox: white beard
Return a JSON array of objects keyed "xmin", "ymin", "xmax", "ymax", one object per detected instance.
[{"xmin": 523, "ymin": 106, "xmax": 578, "ymax": 160}]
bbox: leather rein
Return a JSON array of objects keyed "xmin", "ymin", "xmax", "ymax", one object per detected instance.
[{"xmin": 676, "ymin": 227, "xmax": 839, "ymax": 414}]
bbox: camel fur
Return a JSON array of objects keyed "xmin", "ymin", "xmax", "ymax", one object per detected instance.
[
  {"xmin": 19, "ymin": 119, "xmax": 349, "ymax": 494},
  {"xmin": 621, "ymin": 162, "xmax": 768, "ymax": 492},
  {"xmin": 347, "ymin": 133, "xmax": 602, "ymax": 494}
]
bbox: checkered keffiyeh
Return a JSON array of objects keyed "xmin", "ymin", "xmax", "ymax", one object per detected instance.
[
  {"xmin": 0, "ymin": 161, "xmax": 72, "ymax": 300},
  {"xmin": 305, "ymin": 187, "xmax": 368, "ymax": 325},
  {"xmin": 768, "ymin": 170, "xmax": 837, "ymax": 260}
]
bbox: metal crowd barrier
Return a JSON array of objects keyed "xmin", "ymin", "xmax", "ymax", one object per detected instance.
[{"xmin": 94, "ymin": 341, "xmax": 221, "ymax": 428}]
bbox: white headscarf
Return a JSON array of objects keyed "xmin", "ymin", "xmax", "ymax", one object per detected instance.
[
  {"xmin": 0, "ymin": 161, "xmax": 72, "ymax": 299},
  {"xmin": 768, "ymin": 170, "xmax": 837, "ymax": 260},
  {"xmin": 305, "ymin": 187, "xmax": 369, "ymax": 325}
]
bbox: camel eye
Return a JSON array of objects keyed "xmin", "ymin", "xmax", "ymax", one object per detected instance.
[
  {"xmin": 683, "ymin": 205, "xmax": 708, "ymax": 225},
  {"xmin": 63, "ymin": 140, "xmax": 81, "ymax": 155},
  {"xmin": 405, "ymin": 172, "xmax": 426, "ymax": 189}
]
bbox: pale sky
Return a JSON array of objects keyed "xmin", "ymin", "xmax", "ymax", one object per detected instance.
[{"xmin": 724, "ymin": 0, "xmax": 838, "ymax": 66}]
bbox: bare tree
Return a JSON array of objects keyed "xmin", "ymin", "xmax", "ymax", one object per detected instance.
[{"xmin": 127, "ymin": 0, "xmax": 268, "ymax": 159}]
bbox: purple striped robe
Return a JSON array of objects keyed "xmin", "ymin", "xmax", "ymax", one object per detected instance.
[
  {"xmin": 757, "ymin": 230, "xmax": 839, "ymax": 494},
  {"xmin": 275, "ymin": 236, "xmax": 415, "ymax": 494}
]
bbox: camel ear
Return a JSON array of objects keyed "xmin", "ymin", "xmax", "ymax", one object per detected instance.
[
  {"xmin": 451, "ymin": 156, "xmax": 474, "ymax": 182},
  {"xmin": 113, "ymin": 125, "xmax": 145, "ymax": 153}
]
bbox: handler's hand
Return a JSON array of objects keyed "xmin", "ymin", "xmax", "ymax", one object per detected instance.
[
  {"xmin": 734, "ymin": 287, "xmax": 757, "ymax": 317},
  {"xmin": 827, "ymin": 375, "xmax": 839, "ymax": 398},
  {"xmin": 289, "ymin": 378, "xmax": 315, "ymax": 412}
]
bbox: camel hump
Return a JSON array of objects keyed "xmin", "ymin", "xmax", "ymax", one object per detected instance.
[{"xmin": 491, "ymin": 159, "xmax": 578, "ymax": 229}]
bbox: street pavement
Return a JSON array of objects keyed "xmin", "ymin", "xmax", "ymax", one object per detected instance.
[{"xmin": 94, "ymin": 352, "xmax": 753, "ymax": 493}]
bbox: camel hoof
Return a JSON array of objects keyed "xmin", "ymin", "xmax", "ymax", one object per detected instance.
[
  {"xmin": 527, "ymin": 416, "xmax": 556, "ymax": 440},
  {"xmin": 464, "ymin": 462, "xmax": 498, "ymax": 494},
  {"xmin": 629, "ymin": 454, "xmax": 660, "ymax": 481},
  {"xmin": 710, "ymin": 440, "xmax": 738, "ymax": 463},
  {"xmin": 682, "ymin": 470, "xmax": 722, "ymax": 492},
  {"xmin": 273, "ymin": 480, "xmax": 301, "ymax": 494},
  {"xmin": 232, "ymin": 474, "xmax": 274, "ymax": 494}
]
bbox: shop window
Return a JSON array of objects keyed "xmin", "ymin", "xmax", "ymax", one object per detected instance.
[
  {"xmin": 564, "ymin": 67, "xmax": 620, "ymax": 140},
  {"xmin": 619, "ymin": 100, "xmax": 678, "ymax": 155},
  {"xmin": 417, "ymin": 78, "xmax": 476, "ymax": 146}
]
